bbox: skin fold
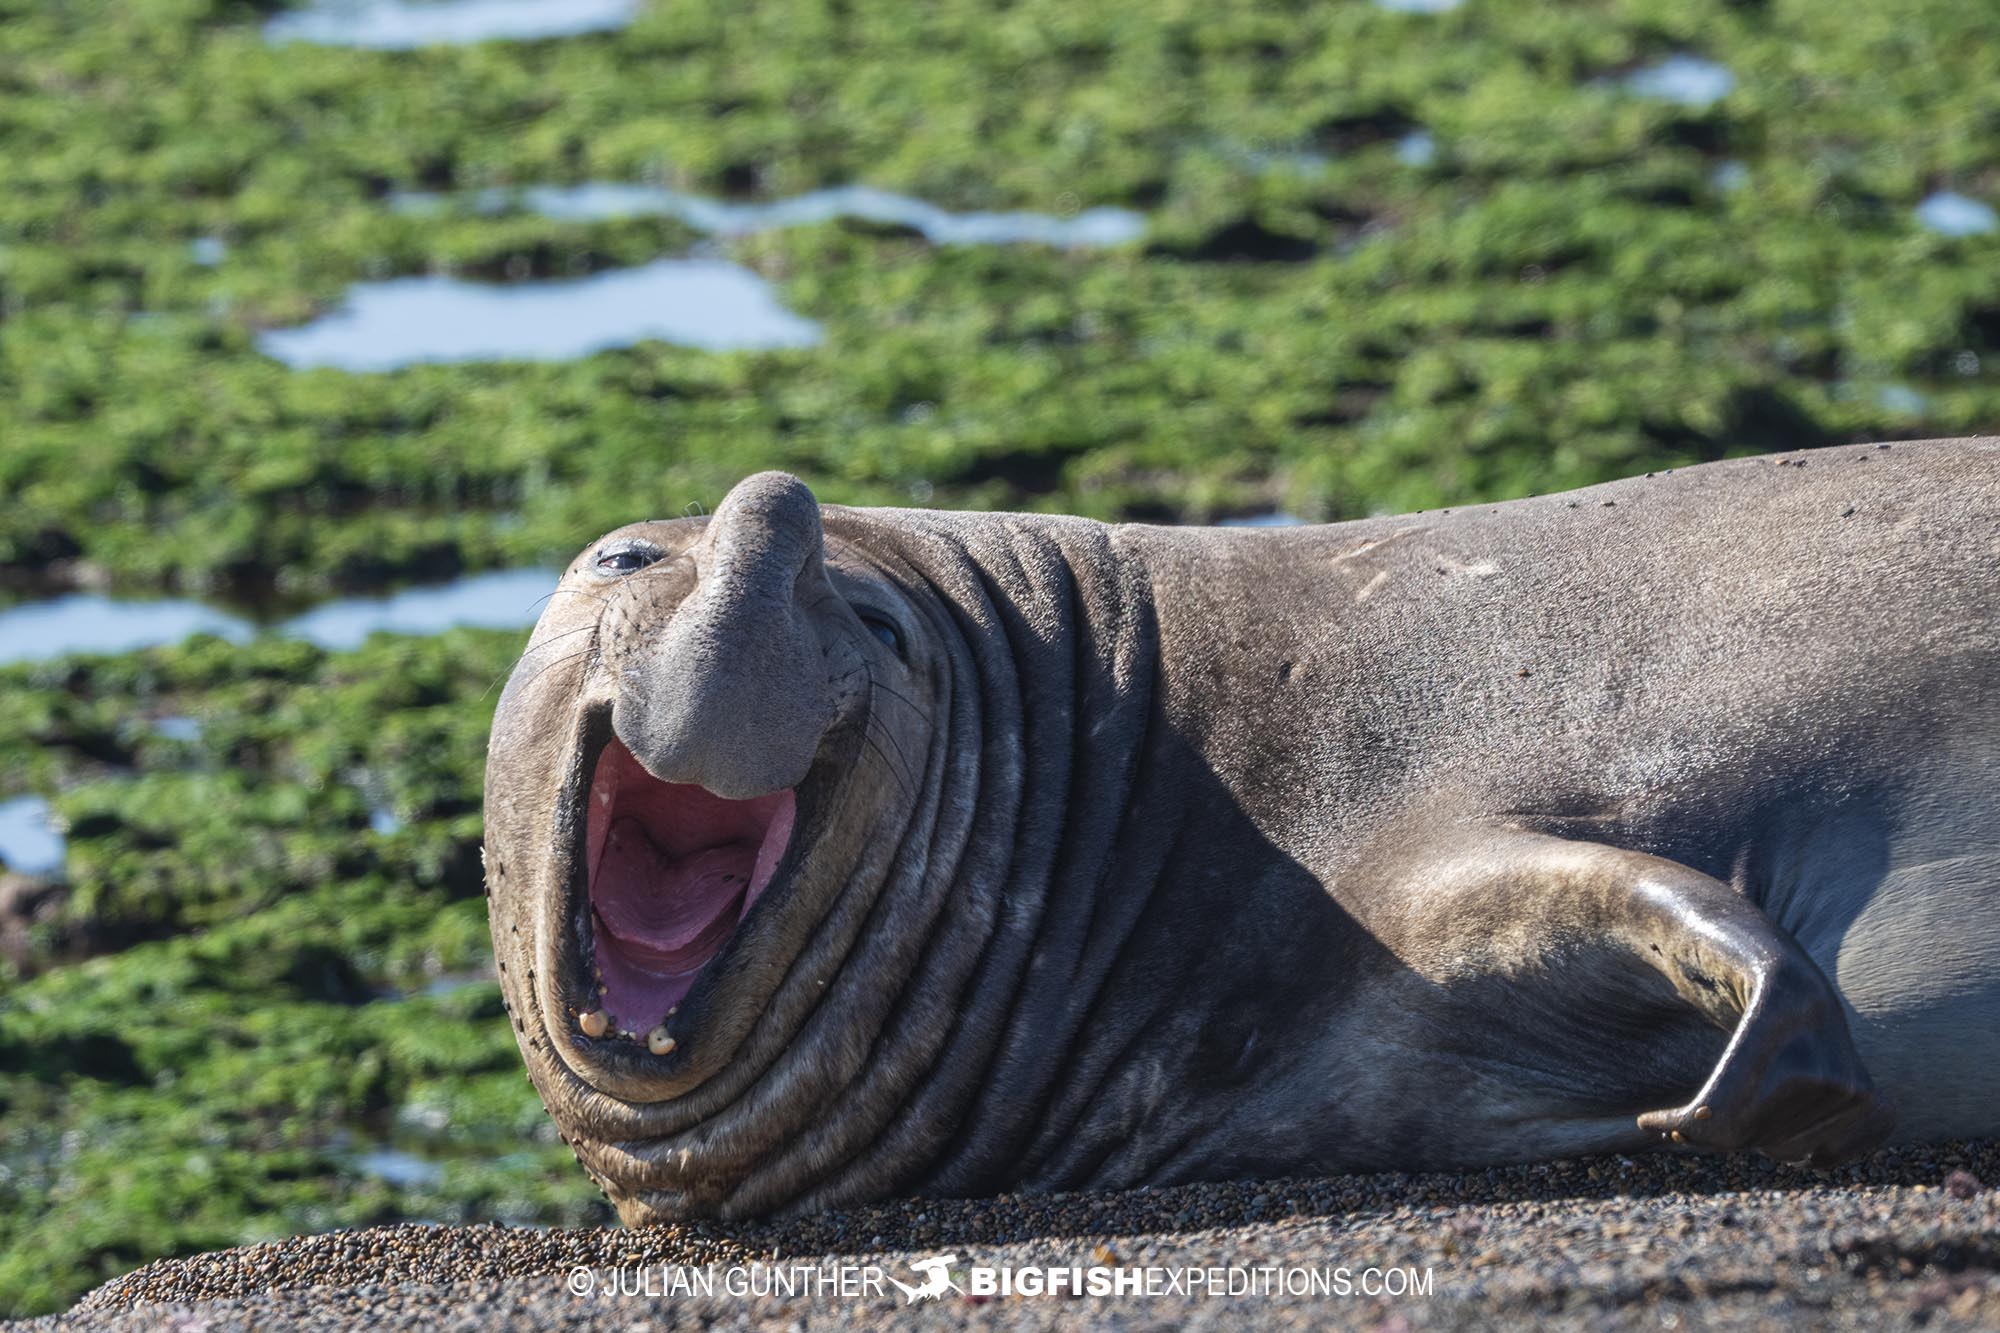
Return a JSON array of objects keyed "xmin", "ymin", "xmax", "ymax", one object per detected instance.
[{"xmin": 485, "ymin": 437, "xmax": 2000, "ymax": 1224}]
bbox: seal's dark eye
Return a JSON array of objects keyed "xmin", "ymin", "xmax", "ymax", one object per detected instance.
[
  {"xmin": 594, "ymin": 544, "xmax": 660, "ymax": 575},
  {"xmin": 857, "ymin": 610, "xmax": 904, "ymax": 657}
]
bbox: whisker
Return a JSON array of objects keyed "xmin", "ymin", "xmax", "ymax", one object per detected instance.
[
  {"xmin": 525, "ymin": 621, "xmax": 602, "ymax": 647},
  {"xmin": 865, "ymin": 677, "xmax": 933, "ymax": 724},
  {"xmin": 863, "ymin": 710, "xmax": 921, "ymax": 794},
  {"xmin": 859, "ymin": 724, "xmax": 915, "ymax": 800},
  {"xmin": 828, "ymin": 661, "xmax": 936, "ymax": 729},
  {"xmin": 480, "ymin": 620, "xmax": 607, "ymax": 700},
  {"xmin": 544, "ymin": 587, "xmax": 620, "ymax": 608},
  {"xmin": 487, "ymin": 643, "xmax": 596, "ymax": 701}
]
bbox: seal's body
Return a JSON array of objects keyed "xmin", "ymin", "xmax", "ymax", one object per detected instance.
[{"xmin": 486, "ymin": 438, "xmax": 2000, "ymax": 1223}]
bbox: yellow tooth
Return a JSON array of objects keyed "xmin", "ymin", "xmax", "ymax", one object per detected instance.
[
  {"xmin": 647, "ymin": 1027, "xmax": 677, "ymax": 1056},
  {"xmin": 578, "ymin": 1009, "xmax": 608, "ymax": 1038}
]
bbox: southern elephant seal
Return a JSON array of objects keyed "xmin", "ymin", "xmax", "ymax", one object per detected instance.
[{"xmin": 485, "ymin": 437, "xmax": 2000, "ymax": 1224}]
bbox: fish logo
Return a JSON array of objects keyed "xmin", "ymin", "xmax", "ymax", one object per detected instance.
[{"xmin": 887, "ymin": 1253, "xmax": 963, "ymax": 1303}]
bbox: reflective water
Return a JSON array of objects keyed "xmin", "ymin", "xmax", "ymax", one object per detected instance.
[
  {"xmin": 1874, "ymin": 384, "xmax": 1930, "ymax": 416},
  {"xmin": 257, "ymin": 260, "xmax": 822, "ymax": 370},
  {"xmin": 277, "ymin": 567, "xmax": 565, "ymax": 650},
  {"xmin": 1373, "ymin": 0, "xmax": 1461, "ymax": 12},
  {"xmin": 0, "ymin": 796, "xmax": 65, "ymax": 876},
  {"xmin": 1394, "ymin": 131, "xmax": 1437, "ymax": 168},
  {"xmin": 396, "ymin": 181, "xmax": 1148, "ymax": 249},
  {"xmin": 265, "ymin": 0, "xmax": 637, "ymax": 48},
  {"xmin": 1622, "ymin": 55, "xmax": 1736, "ymax": 107},
  {"xmin": 1915, "ymin": 191, "xmax": 1998, "ymax": 238},
  {"xmin": 152, "ymin": 716, "xmax": 204, "ymax": 742},
  {"xmin": 0, "ymin": 567, "xmax": 563, "ymax": 666},
  {"xmin": 350, "ymin": 1148, "xmax": 446, "ymax": 1187},
  {"xmin": 0, "ymin": 597, "xmax": 251, "ymax": 660}
]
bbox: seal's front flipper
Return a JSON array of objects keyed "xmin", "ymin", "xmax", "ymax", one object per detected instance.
[{"xmin": 1370, "ymin": 829, "xmax": 1893, "ymax": 1167}]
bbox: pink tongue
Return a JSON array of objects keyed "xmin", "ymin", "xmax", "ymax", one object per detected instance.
[
  {"xmin": 594, "ymin": 817, "xmax": 754, "ymax": 966},
  {"xmin": 592, "ymin": 817, "xmax": 760, "ymax": 1030}
]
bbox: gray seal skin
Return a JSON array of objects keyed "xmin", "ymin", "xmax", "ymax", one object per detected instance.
[{"xmin": 485, "ymin": 436, "xmax": 2000, "ymax": 1226}]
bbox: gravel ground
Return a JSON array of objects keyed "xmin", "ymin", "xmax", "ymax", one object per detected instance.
[{"xmin": 21, "ymin": 1142, "xmax": 2000, "ymax": 1331}]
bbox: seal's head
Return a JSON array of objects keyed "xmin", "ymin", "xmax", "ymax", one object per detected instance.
[{"xmin": 484, "ymin": 471, "xmax": 943, "ymax": 1221}]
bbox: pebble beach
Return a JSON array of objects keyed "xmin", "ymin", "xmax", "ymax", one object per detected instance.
[{"xmin": 30, "ymin": 1141, "xmax": 2000, "ymax": 1330}]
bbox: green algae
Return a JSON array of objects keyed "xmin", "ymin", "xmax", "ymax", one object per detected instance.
[
  {"xmin": 0, "ymin": 631, "xmax": 610, "ymax": 1315},
  {"xmin": 3, "ymin": 0, "xmax": 2000, "ymax": 1316},
  {"xmin": 4, "ymin": 0, "xmax": 1997, "ymax": 598}
]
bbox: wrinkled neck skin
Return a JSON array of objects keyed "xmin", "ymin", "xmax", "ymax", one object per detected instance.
[{"xmin": 487, "ymin": 508, "xmax": 1362, "ymax": 1224}]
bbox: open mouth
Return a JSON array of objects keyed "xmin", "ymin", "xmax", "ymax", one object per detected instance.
[{"xmin": 579, "ymin": 736, "xmax": 796, "ymax": 1040}]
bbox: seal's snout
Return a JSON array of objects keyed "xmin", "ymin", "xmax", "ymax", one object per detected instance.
[
  {"xmin": 705, "ymin": 470, "xmax": 826, "ymax": 594},
  {"xmin": 612, "ymin": 471, "xmax": 837, "ymax": 802},
  {"xmin": 571, "ymin": 472, "xmax": 830, "ymax": 1049}
]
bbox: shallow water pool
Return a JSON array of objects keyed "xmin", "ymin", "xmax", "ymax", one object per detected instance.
[
  {"xmin": 257, "ymin": 260, "xmax": 822, "ymax": 371},
  {"xmin": 265, "ymin": 0, "xmax": 638, "ymax": 48}
]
